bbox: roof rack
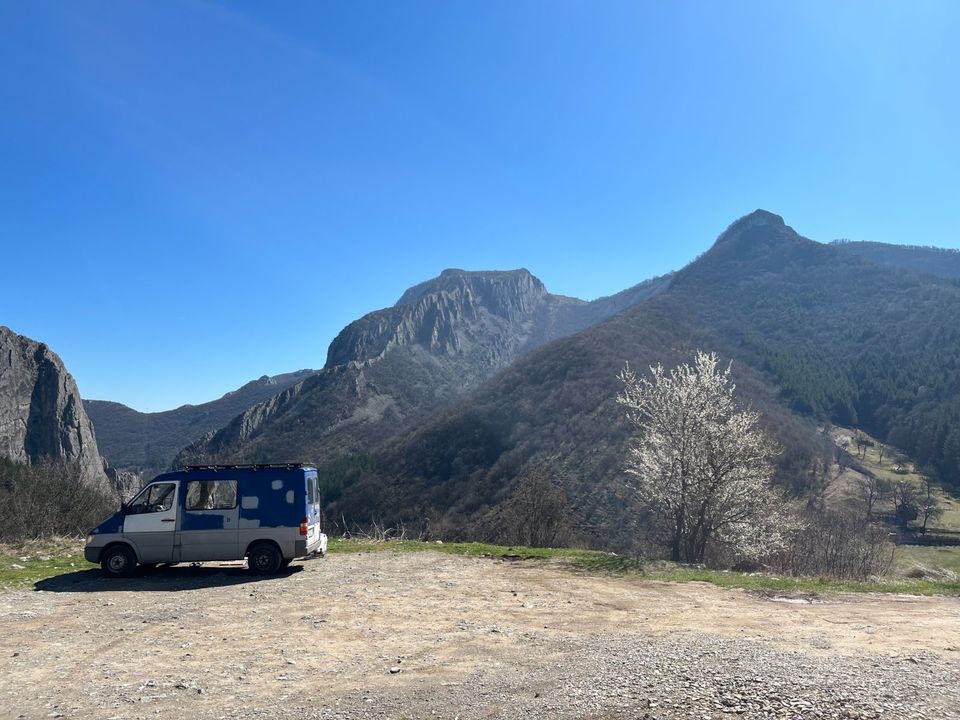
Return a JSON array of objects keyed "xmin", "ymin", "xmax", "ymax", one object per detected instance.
[{"xmin": 182, "ymin": 463, "xmax": 305, "ymax": 472}]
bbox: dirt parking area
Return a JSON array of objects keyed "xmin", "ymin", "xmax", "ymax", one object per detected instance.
[{"xmin": 1, "ymin": 551, "xmax": 958, "ymax": 719}]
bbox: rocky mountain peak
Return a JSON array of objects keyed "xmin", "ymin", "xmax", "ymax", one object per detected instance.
[
  {"xmin": 326, "ymin": 269, "xmax": 552, "ymax": 368},
  {"xmin": 707, "ymin": 209, "xmax": 803, "ymax": 260},
  {"xmin": 733, "ymin": 208, "xmax": 786, "ymax": 228},
  {"xmin": 178, "ymin": 263, "xmax": 676, "ymax": 469},
  {"xmin": 396, "ymin": 268, "xmax": 547, "ymax": 313}
]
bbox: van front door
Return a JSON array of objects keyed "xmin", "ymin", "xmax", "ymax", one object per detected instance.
[{"xmin": 123, "ymin": 482, "xmax": 178, "ymax": 563}]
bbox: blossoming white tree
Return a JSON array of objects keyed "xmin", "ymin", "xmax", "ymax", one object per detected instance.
[{"xmin": 617, "ymin": 351, "xmax": 786, "ymax": 564}]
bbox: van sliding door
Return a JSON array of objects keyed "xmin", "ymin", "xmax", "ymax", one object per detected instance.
[{"xmin": 177, "ymin": 479, "xmax": 240, "ymax": 561}]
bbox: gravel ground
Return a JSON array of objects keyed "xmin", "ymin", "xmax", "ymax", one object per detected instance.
[{"xmin": 0, "ymin": 551, "xmax": 958, "ymax": 719}]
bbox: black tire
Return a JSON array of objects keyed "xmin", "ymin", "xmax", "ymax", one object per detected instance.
[
  {"xmin": 248, "ymin": 543, "xmax": 282, "ymax": 575},
  {"xmin": 101, "ymin": 545, "xmax": 137, "ymax": 578}
]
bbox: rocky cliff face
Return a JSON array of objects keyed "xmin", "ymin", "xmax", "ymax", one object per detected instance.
[
  {"xmin": 325, "ymin": 269, "xmax": 555, "ymax": 367},
  {"xmin": 177, "ymin": 268, "xmax": 670, "ymax": 467},
  {"xmin": 0, "ymin": 326, "xmax": 107, "ymax": 488}
]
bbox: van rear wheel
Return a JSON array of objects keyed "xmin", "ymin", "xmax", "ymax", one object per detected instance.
[
  {"xmin": 248, "ymin": 543, "xmax": 282, "ymax": 575},
  {"xmin": 101, "ymin": 545, "xmax": 136, "ymax": 578}
]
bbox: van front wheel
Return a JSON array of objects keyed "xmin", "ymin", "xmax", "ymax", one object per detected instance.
[
  {"xmin": 101, "ymin": 545, "xmax": 136, "ymax": 578},
  {"xmin": 248, "ymin": 543, "xmax": 282, "ymax": 575}
]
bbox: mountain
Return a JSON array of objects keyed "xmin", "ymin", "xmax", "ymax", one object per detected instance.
[
  {"xmin": 175, "ymin": 268, "xmax": 670, "ymax": 468},
  {"xmin": 832, "ymin": 240, "xmax": 960, "ymax": 280},
  {"xmin": 316, "ymin": 211, "xmax": 960, "ymax": 545},
  {"xmin": 84, "ymin": 369, "xmax": 315, "ymax": 472},
  {"xmin": 0, "ymin": 326, "xmax": 107, "ymax": 488}
]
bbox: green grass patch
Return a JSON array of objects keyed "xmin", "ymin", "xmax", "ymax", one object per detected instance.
[
  {"xmin": 328, "ymin": 538, "xmax": 960, "ymax": 595},
  {"xmin": 645, "ymin": 564, "xmax": 960, "ymax": 596},
  {"xmin": 0, "ymin": 538, "xmax": 96, "ymax": 589},
  {"xmin": 894, "ymin": 544, "xmax": 960, "ymax": 577}
]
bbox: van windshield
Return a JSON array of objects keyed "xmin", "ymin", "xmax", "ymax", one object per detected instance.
[{"xmin": 127, "ymin": 483, "xmax": 176, "ymax": 514}]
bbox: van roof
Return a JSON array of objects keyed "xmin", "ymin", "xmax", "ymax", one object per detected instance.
[{"xmin": 182, "ymin": 463, "xmax": 313, "ymax": 472}]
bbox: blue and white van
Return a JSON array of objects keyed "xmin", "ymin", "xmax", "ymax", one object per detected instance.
[{"xmin": 84, "ymin": 464, "xmax": 328, "ymax": 577}]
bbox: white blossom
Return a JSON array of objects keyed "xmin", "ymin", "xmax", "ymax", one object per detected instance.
[{"xmin": 617, "ymin": 351, "xmax": 787, "ymax": 563}]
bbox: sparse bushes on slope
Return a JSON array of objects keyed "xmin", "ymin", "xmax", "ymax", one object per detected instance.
[
  {"xmin": 0, "ymin": 458, "xmax": 114, "ymax": 541},
  {"xmin": 476, "ymin": 464, "xmax": 579, "ymax": 548},
  {"xmin": 777, "ymin": 509, "xmax": 894, "ymax": 580}
]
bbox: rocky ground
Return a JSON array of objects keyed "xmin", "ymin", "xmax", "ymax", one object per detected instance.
[{"xmin": 0, "ymin": 551, "xmax": 958, "ymax": 719}]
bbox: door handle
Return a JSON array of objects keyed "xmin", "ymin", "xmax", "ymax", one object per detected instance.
[{"xmin": 161, "ymin": 518, "xmax": 176, "ymax": 523}]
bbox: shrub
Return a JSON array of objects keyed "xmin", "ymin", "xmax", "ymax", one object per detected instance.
[{"xmin": 0, "ymin": 458, "xmax": 114, "ymax": 540}]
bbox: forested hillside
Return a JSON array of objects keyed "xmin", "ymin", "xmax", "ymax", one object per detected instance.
[
  {"xmin": 833, "ymin": 240, "xmax": 960, "ymax": 280},
  {"xmin": 315, "ymin": 211, "xmax": 960, "ymax": 547},
  {"xmin": 681, "ymin": 214, "xmax": 960, "ymax": 488}
]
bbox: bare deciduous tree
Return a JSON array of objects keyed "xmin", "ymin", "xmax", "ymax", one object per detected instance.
[
  {"xmin": 499, "ymin": 465, "xmax": 575, "ymax": 548},
  {"xmin": 854, "ymin": 430, "xmax": 869, "ymax": 459},
  {"xmin": 892, "ymin": 480, "xmax": 920, "ymax": 524},
  {"xmin": 617, "ymin": 351, "xmax": 788, "ymax": 565},
  {"xmin": 835, "ymin": 445, "xmax": 849, "ymax": 475},
  {"xmin": 856, "ymin": 474, "xmax": 889, "ymax": 520},
  {"xmin": 779, "ymin": 508, "xmax": 893, "ymax": 580},
  {"xmin": 919, "ymin": 476, "xmax": 944, "ymax": 534}
]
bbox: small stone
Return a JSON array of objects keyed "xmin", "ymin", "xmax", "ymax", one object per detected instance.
[{"xmin": 389, "ymin": 666, "xmax": 401, "ymax": 674}]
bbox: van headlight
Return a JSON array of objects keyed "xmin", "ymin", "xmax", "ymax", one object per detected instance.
[{"xmin": 85, "ymin": 534, "xmax": 95, "ymax": 545}]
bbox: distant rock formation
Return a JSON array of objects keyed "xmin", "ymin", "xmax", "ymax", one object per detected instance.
[
  {"xmin": 84, "ymin": 369, "xmax": 315, "ymax": 472},
  {"xmin": 0, "ymin": 326, "xmax": 107, "ymax": 488},
  {"xmin": 326, "ymin": 269, "xmax": 556, "ymax": 367},
  {"xmin": 176, "ymin": 268, "xmax": 671, "ymax": 466}
]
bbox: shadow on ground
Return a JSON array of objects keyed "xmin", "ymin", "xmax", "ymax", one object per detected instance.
[{"xmin": 34, "ymin": 564, "xmax": 304, "ymax": 593}]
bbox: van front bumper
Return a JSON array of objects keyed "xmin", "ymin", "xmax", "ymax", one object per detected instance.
[{"xmin": 84, "ymin": 546, "xmax": 102, "ymax": 564}]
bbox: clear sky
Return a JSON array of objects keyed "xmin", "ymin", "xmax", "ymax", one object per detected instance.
[{"xmin": 2, "ymin": 1, "xmax": 958, "ymax": 411}]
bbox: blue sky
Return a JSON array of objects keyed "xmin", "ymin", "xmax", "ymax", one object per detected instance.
[{"xmin": 2, "ymin": 1, "xmax": 958, "ymax": 411}]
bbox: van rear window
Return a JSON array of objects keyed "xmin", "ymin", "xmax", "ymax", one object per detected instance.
[{"xmin": 185, "ymin": 480, "xmax": 238, "ymax": 510}]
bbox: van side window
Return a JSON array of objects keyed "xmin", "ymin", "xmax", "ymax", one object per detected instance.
[
  {"xmin": 308, "ymin": 476, "xmax": 319, "ymax": 505},
  {"xmin": 185, "ymin": 480, "xmax": 238, "ymax": 510},
  {"xmin": 128, "ymin": 483, "xmax": 176, "ymax": 514}
]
